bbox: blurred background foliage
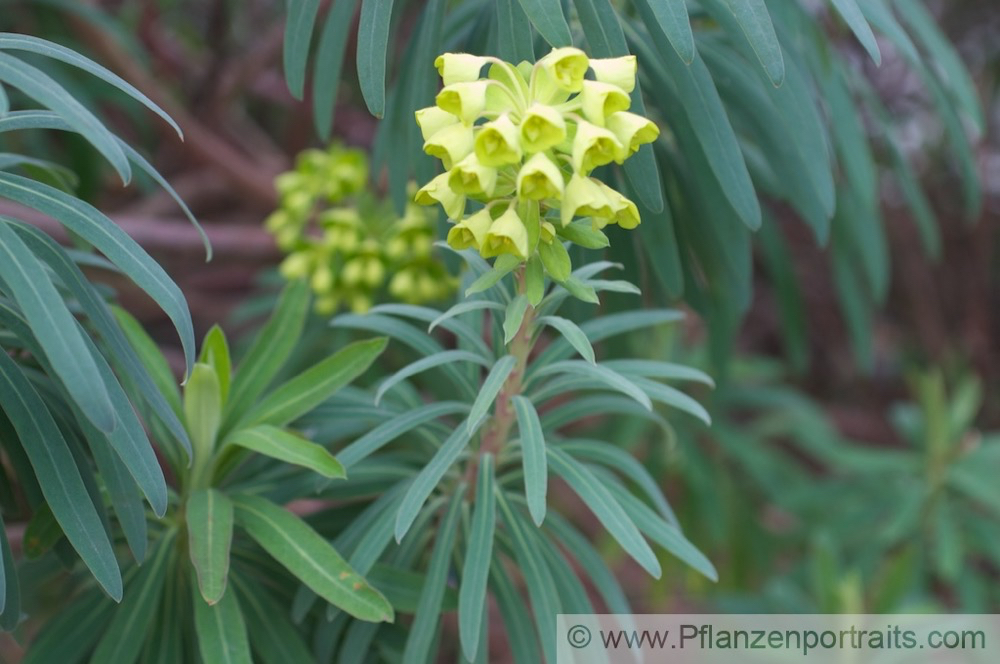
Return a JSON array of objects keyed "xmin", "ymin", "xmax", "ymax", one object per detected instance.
[{"xmin": 1, "ymin": 0, "xmax": 999, "ymax": 657}]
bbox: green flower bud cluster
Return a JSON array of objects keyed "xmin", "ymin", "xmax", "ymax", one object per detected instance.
[
  {"xmin": 414, "ymin": 47, "xmax": 659, "ymax": 281},
  {"xmin": 266, "ymin": 146, "xmax": 456, "ymax": 314}
]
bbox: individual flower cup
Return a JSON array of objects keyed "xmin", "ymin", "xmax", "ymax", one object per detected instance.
[
  {"xmin": 423, "ymin": 123, "xmax": 474, "ymax": 170},
  {"xmin": 520, "ymin": 104, "xmax": 567, "ymax": 153},
  {"xmin": 481, "ymin": 207, "xmax": 529, "ymax": 259},
  {"xmin": 446, "ymin": 208, "xmax": 493, "ymax": 251},
  {"xmin": 448, "ymin": 154, "xmax": 498, "ymax": 197},
  {"xmin": 572, "ymin": 121, "xmax": 626, "ymax": 174},
  {"xmin": 516, "ymin": 153, "xmax": 565, "ymax": 201},
  {"xmin": 415, "ymin": 172, "xmax": 467, "ymax": 220},
  {"xmin": 580, "ymin": 81, "xmax": 631, "ymax": 126},
  {"xmin": 474, "ymin": 114, "xmax": 523, "ymax": 167},
  {"xmin": 589, "ymin": 55, "xmax": 638, "ymax": 93},
  {"xmin": 606, "ymin": 111, "xmax": 660, "ymax": 157}
]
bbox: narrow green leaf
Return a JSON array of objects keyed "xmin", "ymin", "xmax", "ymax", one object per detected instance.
[
  {"xmin": 525, "ymin": 255, "xmax": 545, "ymax": 306},
  {"xmin": 232, "ymin": 494, "xmax": 393, "ymax": 622},
  {"xmin": 0, "ymin": 221, "xmax": 115, "ymax": 432},
  {"xmin": 184, "ymin": 363, "xmax": 222, "ymax": 457},
  {"xmin": 537, "ymin": 315, "xmax": 595, "ymax": 364},
  {"xmin": 468, "ymin": 355, "xmax": 518, "ymax": 432},
  {"xmin": 630, "ymin": 375, "xmax": 711, "ymax": 424},
  {"xmin": 503, "ymin": 295, "xmax": 530, "ymax": 344},
  {"xmin": 87, "ymin": 429, "xmax": 147, "ymax": 563},
  {"xmin": 0, "ymin": 33, "xmax": 182, "ymax": 136},
  {"xmin": 459, "ymin": 455, "xmax": 495, "ymax": 661},
  {"xmin": 283, "ymin": 0, "xmax": 322, "ymax": 99},
  {"xmin": 23, "ymin": 503, "xmax": 62, "ymax": 559},
  {"xmin": 235, "ymin": 579, "xmax": 314, "ymax": 664},
  {"xmin": 534, "ymin": 360, "xmax": 652, "ymax": 410},
  {"xmin": 229, "ymin": 425, "xmax": 345, "ymax": 479},
  {"xmin": 829, "ymin": 0, "xmax": 882, "ymax": 65},
  {"xmin": 313, "ymin": 0, "xmax": 361, "ymax": 140},
  {"xmin": 428, "ymin": 300, "xmax": 505, "ymax": 333},
  {"xmin": 248, "ymin": 337, "xmax": 386, "ymax": 427},
  {"xmin": 602, "ymin": 477, "xmax": 717, "ymax": 581},
  {"xmin": 337, "ymin": 401, "xmax": 470, "ymax": 468},
  {"xmin": 897, "ymin": 0, "xmax": 983, "ymax": 132},
  {"xmin": 369, "ymin": 303, "xmax": 492, "ymax": 358},
  {"xmin": 556, "ymin": 220, "xmax": 609, "ymax": 250},
  {"xmin": 517, "ymin": 0, "xmax": 571, "ymax": 47},
  {"xmin": 402, "ymin": 487, "xmax": 464, "ymax": 664},
  {"xmin": 546, "ymin": 512, "xmax": 632, "ymax": 614},
  {"xmin": 496, "ymin": 491, "xmax": 561, "ymax": 662},
  {"xmin": 0, "ymin": 173, "xmax": 196, "ymax": 374},
  {"xmin": 559, "ymin": 276, "xmax": 599, "ymax": 304},
  {"xmin": 538, "ymin": 239, "xmax": 571, "ymax": 283},
  {"xmin": 489, "ymin": 561, "xmax": 540, "ymax": 664},
  {"xmin": 394, "ymin": 425, "xmax": 473, "ymax": 541},
  {"xmin": 200, "ymin": 325, "xmax": 232, "ymax": 406},
  {"xmin": 547, "ymin": 446, "xmax": 661, "ymax": 577},
  {"xmin": 224, "ymin": 279, "xmax": 309, "ymax": 427},
  {"xmin": 0, "ymin": 351, "xmax": 121, "ymax": 600},
  {"xmin": 356, "ymin": 0, "xmax": 395, "ymax": 117},
  {"xmin": 722, "ymin": 0, "xmax": 784, "ymax": 86},
  {"xmin": 90, "ymin": 530, "xmax": 175, "ymax": 662},
  {"xmin": 0, "ymin": 52, "xmax": 130, "ymax": 181},
  {"xmin": 465, "ymin": 255, "xmax": 520, "ymax": 296},
  {"xmin": 512, "ymin": 396, "xmax": 547, "ymax": 525},
  {"xmin": 631, "ymin": 0, "xmax": 694, "ymax": 63},
  {"xmin": 496, "ymin": 0, "xmax": 535, "ymax": 63},
  {"xmin": 192, "ymin": 573, "xmax": 252, "ymax": 664},
  {"xmin": 374, "ymin": 349, "xmax": 486, "ymax": 405},
  {"xmin": 187, "ymin": 488, "xmax": 234, "ymax": 605}
]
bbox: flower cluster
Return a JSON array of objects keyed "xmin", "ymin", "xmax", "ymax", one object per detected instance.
[
  {"xmin": 266, "ymin": 146, "xmax": 455, "ymax": 314},
  {"xmin": 414, "ymin": 47, "xmax": 659, "ymax": 280}
]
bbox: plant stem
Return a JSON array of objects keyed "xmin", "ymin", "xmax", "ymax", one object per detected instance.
[{"xmin": 465, "ymin": 268, "xmax": 537, "ymax": 485}]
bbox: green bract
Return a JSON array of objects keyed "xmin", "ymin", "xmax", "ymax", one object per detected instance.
[
  {"xmin": 415, "ymin": 47, "xmax": 658, "ymax": 289},
  {"xmin": 266, "ymin": 146, "xmax": 456, "ymax": 313}
]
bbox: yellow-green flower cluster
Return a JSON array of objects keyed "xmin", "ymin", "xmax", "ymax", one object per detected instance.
[
  {"xmin": 266, "ymin": 146, "xmax": 455, "ymax": 314},
  {"xmin": 414, "ymin": 47, "xmax": 659, "ymax": 277}
]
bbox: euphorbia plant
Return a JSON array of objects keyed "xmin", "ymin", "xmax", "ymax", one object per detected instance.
[
  {"xmin": 25, "ymin": 281, "xmax": 392, "ymax": 663},
  {"xmin": 291, "ymin": 48, "xmax": 716, "ymax": 662}
]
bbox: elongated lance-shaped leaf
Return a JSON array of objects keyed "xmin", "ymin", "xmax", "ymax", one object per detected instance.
[
  {"xmin": 512, "ymin": 397, "xmax": 547, "ymax": 527},
  {"xmin": 374, "ymin": 350, "xmax": 486, "ymax": 405},
  {"xmin": 459, "ymin": 454, "xmax": 496, "ymax": 660},
  {"xmin": 0, "ymin": 81, "xmax": 7, "ymax": 115},
  {"xmin": 829, "ymin": 0, "xmax": 882, "ymax": 65},
  {"xmin": 559, "ymin": 438, "xmax": 678, "ymax": 525},
  {"xmin": 0, "ymin": 220, "xmax": 115, "ymax": 431},
  {"xmin": 0, "ymin": 349, "xmax": 122, "ymax": 600},
  {"xmin": 3, "ymin": 217, "xmax": 191, "ymax": 453},
  {"xmin": 90, "ymin": 529, "xmax": 175, "ymax": 661},
  {"xmin": 517, "ymin": 0, "xmax": 571, "ymax": 46},
  {"xmin": 232, "ymin": 494, "xmax": 393, "ymax": 622},
  {"xmin": 0, "ymin": 33, "xmax": 182, "ymax": 136},
  {"xmin": 722, "ymin": 0, "xmax": 784, "ymax": 86},
  {"xmin": 631, "ymin": 0, "xmax": 694, "ymax": 63},
  {"xmin": 200, "ymin": 325, "xmax": 232, "ymax": 406},
  {"xmin": 601, "ymin": 474, "xmax": 717, "ymax": 581},
  {"xmin": 537, "ymin": 315, "xmax": 595, "ymax": 364},
  {"xmin": 533, "ymin": 360, "xmax": 652, "ymax": 410},
  {"xmin": 283, "ymin": 0, "xmax": 322, "ymax": 99},
  {"xmin": 402, "ymin": 487, "xmax": 464, "ymax": 664},
  {"xmin": 223, "ymin": 279, "xmax": 309, "ymax": 428},
  {"xmin": 192, "ymin": 572, "xmax": 252, "ymax": 664},
  {"xmin": 0, "ymin": 111, "xmax": 210, "ymax": 258},
  {"xmin": 547, "ymin": 446, "xmax": 661, "ymax": 577},
  {"xmin": 247, "ymin": 337, "xmax": 387, "ymax": 427},
  {"xmin": 545, "ymin": 511, "xmax": 633, "ymax": 615},
  {"xmin": 188, "ymin": 489, "xmax": 234, "ymax": 605},
  {"xmin": 357, "ymin": 0, "xmax": 395, "ymax": 117},
  {"xmin": 86, "ymin": 420, "xmax": 148, "ymax": 563},
  {"xmin": 234, "ymin": 577, "xmax": 315, "ymax": 664},
  {"xmin": 337, "ymin": 401, "xmax": 470, "ymax": 468},
  {"xmin": 369, "ymin": 303, "xmax": 493, "ymax": 358},
  {"xmin": 497, "ymin": 0, "xmax": 535, "ymax": 63},
  {"xmin": 313, "ymin": 0, "xmax": 362, "ymax": 140},
  {"xmin": 0, "ymin": 172, "xmax": 197, "ymax": 375},
  {"xmin": 468, "ymin": 355, "xmax": 518, "ymax": 433},
  {"xmin": 185, "ymin": 363, "xmax": 222, "ymax": 463},
  {"xmin": 228, "ymin": 425, "xmax": 345, "ymax": 479},
  {"xmin": 0, "ymin": 52, "xmax": 131, "ymax": 181},
  {"xmin": 428, "ymin": 300, "xmax": 505, "ymax": 333},
  {"xmin": 496, "ymin": 490, "xmax": 561, "ymax": 662},
  {"xmin": 502, "ymin": 295, "xmax": 530, "ymax": 344},
  {"xmin": 395, "ymin": 425, "xmax": 473, "ymax": 541}
]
